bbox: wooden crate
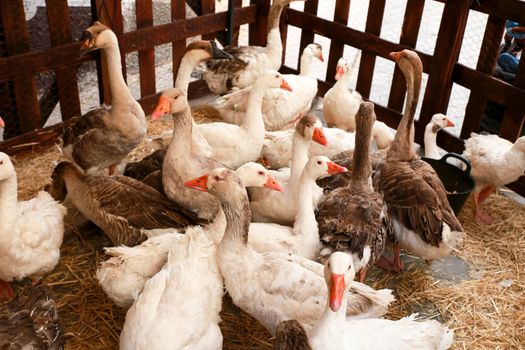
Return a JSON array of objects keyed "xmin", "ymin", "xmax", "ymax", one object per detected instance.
[{"xmin": 0, "ymin": 0, "xmax": 524, "ymax": 193}]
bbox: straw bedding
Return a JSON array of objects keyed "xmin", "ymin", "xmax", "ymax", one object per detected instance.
[{"xmin": 4, "ymin": 112, "xmax": 525, "ymax": 349}]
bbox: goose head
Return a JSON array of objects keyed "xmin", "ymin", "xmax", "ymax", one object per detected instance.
[
  {"xmin": 0, "ymin": 152, "xmax": 15, "ymax": 182},
  {"xmin": 305, "ymin": 43, "xmax": 324, "ymax": 62},
  {"xmin": 186, "ymin": 40, "xmax": 233, "ymax": 62},
  {"xmin": 0, "ymin": 116, "xmax": 4, "ymax": 128},
  {"xmin": 305, "ymin": 156, "xmax": 347, "ymax": 180},
  {"xmin": 45, "ymin": 162, "xmax": 81, "ymax": 201},
  {"xmin": 256, "ymin": 70, "xmax": 293, "ymax": 91},
  {"xmin": 151, "ymin": 88, "xmax": 188, "ymax": 120},
  {"xmin": 389, "ymin": 49, "xmax": 423, "ymax": 84},
  {"xmin": 427, "ymin": 113, "xmax": 454, "ymax": 133},
  {"xmin": 296, "ymin": 115, "xmax": 327, "ymax": 146},
  {"xmin": 79, "ymin": 21, "xmax": 116, "ymax": 53},
  {"xmin": 513, "ymin": 136, "xmax": 525, "ymax": 153},
  {"xmin": 324, "ymin": 252, "xmax": 356, "ymax": 312},
  {"xmin": 335, "ymin": 57, "xmax": 350, "ymax": 80},
  {"xmin": 234, "ymin": 162, "xmax": 282, "ymax": 191},
  {"xmin": 184, "ymin": 168, "xmax": 245, "ymax": 203}
]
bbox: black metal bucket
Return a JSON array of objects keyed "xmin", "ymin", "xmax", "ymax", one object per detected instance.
[{"xmin": 422, "ymin": 153, "xmax": 475, "ymax": 216}]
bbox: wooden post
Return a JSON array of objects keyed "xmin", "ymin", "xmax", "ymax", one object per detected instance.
[
  {"xmin": 355, "ymin": 0, "xmax": 386, "ymax": 98},
  {"xmin": 387, "ymin": 0, "xmax": 425, "ymax": 112},
  {"xmin": 136, "ymin": 0, "xmax": 156, "ymax": 98},
  {"xmin": 460, "ymin": 16, "xmax": 506, "ymax": 139},
  {"xmin": 249, "ymin": 0, "xmax": 270, "ymax": 46},
  {"xmin": 298, "ymin": 0, "xmax": 319, "ymax": 67},
  {"xmin": 0, "ymin": 0, "xmax": 42, "ymax": 133},
  {"xmin": 499, "ymin": 56, "xmax": 525, "ymax": 140},
  {"xmin": 201, "ymin": 0, "xmax": 216, "ymax": 40},
  {"xmin": 417, "ymin": 0, "xmax": 470, "ymax": 144},
  {"xmin": 325, "ymin": 0, "xmax": 350, "ymax": 84},
  {"xmin": 46, "ymin": 0, "xmax": 81, "ymax": 121},
  {"xmin": 171, "ymin": 0, "xmax": 186, "ymax": 87}
]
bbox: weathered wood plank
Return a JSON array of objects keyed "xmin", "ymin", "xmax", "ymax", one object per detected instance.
[
  {"xmin": 249, "ymin": 0, "xmax": 270, "ymax": 46},
  {"xmin": 0, "ymin": 0, "xmax": 42, "ymax": 133},
  {"xmin": 355, "ymin": 0, "xmax": 386, "ymax": 98},
  {"xmin": 433, "ymin": 0, "xmax": 525, "ymax": 25},
  {"xmin": 136, "ymin": 0, "xmax": 156, "ymax": 97},
  {"xmin": 298, "ymin": 0, "xmax": 319, "ymax": 67},
  {"xmin": 45, "ymin": 0, "xmax": 81, "ymax": 121},
  {"xmin": 387, "ymin": 0, "xmax": 425, "ymax": 112},
  {"xmin": 229, "ymin": 0, "xmax": 243, "ymax": 46},
  {"xmin": 460, "ymin": 16, "xmax": 506, "ymax": 139},
  {"xmin": 499, "ymin": 55, "xmax": 525, "ymax": 140},
  {"xmin": 171, "ymin": 0, "xmax": 187, "ymax": 86},
  {"xmin": 417, "ymin": 0, "xmax": 470, "ymax": 144},
  {"xmin": 201, "ymin": 0, "xmax": 216, "ymax": 40},
  {"xmin": 325, "ymin": 0, "xmax": 350, "ymax": 84},
  {"xmin": 279, "ymin": 4, "xmax": 289, "ymax": 65}
]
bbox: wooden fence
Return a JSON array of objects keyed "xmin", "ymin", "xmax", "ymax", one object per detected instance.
[{"xmin": 0, "ymin": 0, "xmax": 524, "ymax": 193}]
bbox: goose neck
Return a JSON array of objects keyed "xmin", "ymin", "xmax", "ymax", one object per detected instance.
[
  {"xmin": 289, "ymin": 132, "xmax": 310, "ymax": 191},
  {"xmin": 351, "ymin": 120, "xmax": 373, "ymax": 190},
  {"xmin": 221, "ymin": 192, "xmax": 251, "ymax": 245},
  {"xmin": 174, "ymin": 54, "xmax": 197, "ymax": 93},
  {"xmin": 316, "ymin": 284, "xmax": 348, "ymax": 334},
  {"xmin": 0, "ymin": 176, "xmax": 18, "ymax": 236},
  {"xmin": 241, "ymin": 85, "xmax": 266, "ymax": 135},
  {"xmin": 167, "ymin": 107, "xmax": 193, "ymax": 157},
  {"xmin": 293, "ymin": 172, "xmax": 318, "ymax": 237},
  {"xmin": 267, "ymin": 2, "xmax": 287, "ymax": 31},
  {"xmin": 299, "ymin": 53, "xmax": 315, "ymax": 77},
  {"xmin": 103, "ymin": 44, "xmax": 134, "ymax": 109},
  {"xmin": 424, "ymin": 124, "xmax": 440, "ymax": 159}
]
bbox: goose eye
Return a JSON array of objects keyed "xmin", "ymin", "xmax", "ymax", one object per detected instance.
[
  {"xmin": 0, "ymin": 160, "xmax": 3, "ymax": 165},
  {"xmin": 174, "ymin": 95, "xmax": 179, "ymax": 99},
  {"xmin": 258, "ymin": 171, "xmax": 264, "ymax": 176},
  {"xmin": 275, "ymin": 74, "xmax": 279, "ymax": 78},
  {"xmin": 214, "ymin": 176, "xmax": 220, "ymax": 181},
  {"xmin": 317, "ymin": 160, "xmax": 322, "ymax": 165}
]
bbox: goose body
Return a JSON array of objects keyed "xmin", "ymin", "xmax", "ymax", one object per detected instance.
[
  {"xmin": 249, "ymin": 116, "xmax": 327, "ymax": 225},
  {"xmin": 316, "ymin": 103, "xmax": 387, "ymax": 282},
  {"xmin": 203, "ymin": 0, "xmax": 303, "ymax": 94},
  {"xmin": 198, "ymin": 70, "xmax": 292, "ymax": 168},
  {"xmin": 61, "ymin": 22, "xmax": 146, "ymax": 175},
  {"xmin": 248, "ymin": 156, "xmax": 347, "ymax": 260},
  {"xmin": 309, "ymin": 252, "xmax": 453, "ymax": 350},
  {"xmin": 0, "ymin": 153, "xmax": 66, "ymax": 298},
  {"xmin": 46, "ymin": 161, "xmax": 197, "ymax": 247},
  {"xmin": 323, "ymin": 57, "xmax": 393, "ymax": 149},
  {"xmin": 185, "ymin": 169, "xmax": 395, "ymax": 336},
  {"xmin": 375, "ymin": 50, "xmax": 463, "ymax": 270},
  {"xmin": 463, "ymin": 133, "xmax": 525, "ymax": 224},
  {"xmin": 97, "ymin": 163, "xmax": 281, "ymax": 307},
  {"xmin": 216, "ymin": 44, "xmax": 323, "ymax": 131}
]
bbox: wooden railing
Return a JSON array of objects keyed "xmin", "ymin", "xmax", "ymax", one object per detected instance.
[{"xmin": 0, "ymin": 0, "xmax": 524, "ymax": 194}]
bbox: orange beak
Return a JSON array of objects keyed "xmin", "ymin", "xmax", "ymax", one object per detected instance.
[
  {"xmin": 335, "ymin": 65, "xmax": 345, "ymax": 80},
  {"xmin": 319, "ymin": 53, "xmax": 325, "ymax": 62},
  {"xmin": 280, "ymin": 79, "xmax": 293, "ymax": 92},
  {"xmin": 446, "ymin": 118, "xmax": 455, "ymax": 127},
  {"xmin": 184, "ymin": 174, "xmax": 208, "ymax": 192},
  {"xmin": 327, "ymin": 161, "xmax": 347, "ymax": 174},
  {"xmin": 313, "ymin": 127, "xmax": 328, "ymax": 146},
  {"xmin": 329, "ymin": 273, "xmax": 346, "ymax": 312},
  {"xmin": 0, "ymin": 117, "xmax": 4, "ymax": 128},
  {"xmin": 151, "ymin": 96, "xmax": 171, "ymax": 120},
  {"xmin": 389, "ymin": 51, "xmax": 403, "ymax": 62},
  {"xmin": 264, "ymin": 176, "xmax": 282, "ymax": 191}
]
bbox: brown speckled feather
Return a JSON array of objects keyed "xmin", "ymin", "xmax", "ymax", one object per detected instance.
[
  {"xmin": 0, "ymin": 285, "xmax": 70, "ymax": 350},
  {"xmin": 376, "ymin": 159, "xmax": 463, "ymax": 246},
  {"xmin": 274, "ymin": 320, "xmax": 311, "ymax": 350},
  {"xmin": 62, "ymin": 107, "xmax": 107, "ymax": 147},
  {"xmin": 206, "ymin": 46, "xmax": 260, "ymax": 75},
  {"xmin": 124, "ymin": 148, "xmax": 166, "ymax": 181}
]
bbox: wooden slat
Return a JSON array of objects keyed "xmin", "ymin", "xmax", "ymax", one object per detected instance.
[
  {"xmin": 45, "ymin": 0, "xmax": 81, "ymax": 121},
  {"xmin": 0, "ymin": 0, "xmax": 41, "ymax": 133},
  {"xmin": 387, "ymin": 0, "xmax": 425, "ymax": 112},
  {"xmin": 417, "ymin": 0, "xmax": 470, "ymax": 144},
  {"xmin": 499, "ymin": 55, "xmax": 525, "ymax": 140},
  {"xmin": 201, "ymin": 0, "xmax": 216, "ymax": 40},
  {"xmin": 279, "ymin": 4, "xmax": 289, "ymax": 65},
  {"xmin": 136, "ymin": 0, "xmax": 156, "ymax": 97},
  {"xmin": 325, "ymin": 0, "xmax": 350, "ymax": 84},
  {"xmin": 286, "ymin": 9, "xmax": 432, "ymax": 70},
  {"xmin": 434, "ymin": 0, "xmax": 525, "ymax": 25},
  {"xmin": 460, "ymin": 16, "xmax": 506, "ymax": 139},
  {"xmin": 298, "ymin": 0, "xmax": 319, "ymax": 67},
  {"xmin": 0, "ymin": 7, "xmax": 257, "ymax": 82},
  {"xmin": 249, "ymin": 0, "xmax": 270, "ymax": 46},
  {"xmin": 229, "ymin": 0, "xmax": 243, "ymax": 46},
  {"xmin": 171, "ymin": 0, "xmax": 187, "ymax": 86},
  {"xmin": 355, "ymin": 0, "xmax": 386, "ymax": 98}
]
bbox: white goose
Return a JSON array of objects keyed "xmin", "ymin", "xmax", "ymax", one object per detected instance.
[
  {"xmin": 248, "ymin": 156, "xmax": 347, "ymax": 260},
  {"xmin": 423, "ymin": 113, "xmax": 455, "ymax": 159},
  {"xmin": 249, "ymin": 115, "xmax": 327, "ymax": 225},
  {"xmin": 216, "ymin": 44, "xmax": 324, "ymax": 131},
  {"xmin": 309, "ymin": 252, "xmax": 454, "ymax": 350},
  {"xmin": 203, "ymin": 0, "xmax": 306, "ymax": 94},
  {"xmin": 198, "ymin": 70, "xmax": 292, "ymax": 168},
  {"xmin": 323, "ymin": 57, "xmax": 394, "ymax": 149},
  {"xmin": 0, "ymin": 152, "xmax": 66, "ymax": 299},
  {"xmin": 185, "ymin": 169, "xmax": 394, "ymax": 336},
  {"xmin": 96, "ymin": 162, "xmax": 281, "ymax": 308}
]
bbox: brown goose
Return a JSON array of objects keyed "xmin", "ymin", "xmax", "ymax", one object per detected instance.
[
  {"xmin": 0, "ymin": 285, "xmax": 71, "ymax": 349},
  {"xmin": 61, "ymin": 22, "xmax": 146, "ymax": 175},
  {"xmin": 203, "ymin": 0, "xmax": 306, "ymax": 94},
  {"xmin": 274, "ymin": 320, "xmax": 311, "ymax": 350},
  {"xmin": 45, "ymin": 162, "xmax": 198, "ymax": 246},
  {"xmin": 375, "ymin": 50, "xmax": 464, "ymax": 271},
  {"xmin": 316, "ymin": 102, "xmax": 387, "ymax": 283}
]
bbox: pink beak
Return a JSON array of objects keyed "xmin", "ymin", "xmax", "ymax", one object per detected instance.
[
  {"xmin": 389, "ymin": 51, "xmax": 403, "ymax": 62},
  {"xmin": 330, "ymin": 273, "xmax": 346, "ymax": 312},
  {"xmin": 280, "ymin": 79, "xmax": 293, "ymax": 92},
  {"xmin": 446, "ymin": 118, "xmax": 455, "ymax": 127},
  {"xmin": 0, "ymin": 117, "xmax": 4, "ymax": 128},
  {"xmin": 313, "ymin": 127, "xmax": 328, "ymax": 146},
  {"xmin": 264, "ymin": 176, "xmax": 282, "ymax": 191},
  {"xmin": 319, "ymin": 53, "xmax": 325, "ymax": 62},
  {"xmin": 151, "ymin": 96, "xmax": 171, "ymax": 120},
  {"xmin": 184, "ymin": 174, "xmax": 208, "ymax": 192},
  {"xmin": 335, "ymin": 66, "xmax": 345, "ymax": 80},
  {"xmin": 327, "ymin": 161, "xmax": 347, "ymax": 174}
]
